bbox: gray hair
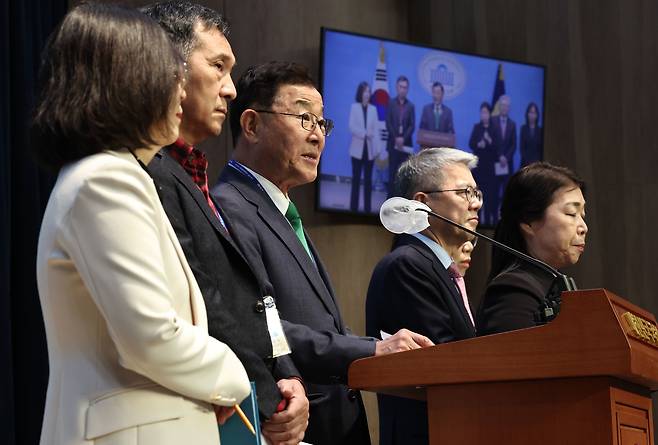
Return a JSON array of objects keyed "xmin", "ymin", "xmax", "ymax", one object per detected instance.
[{"xmin": 394, "ymin": 147, "xmax": 478, "ymax": 199}]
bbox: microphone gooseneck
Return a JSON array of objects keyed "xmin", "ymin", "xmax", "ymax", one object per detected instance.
[
  {"xmin": 415, "ymin": 207, "xmax": 556, "ymax": 278},
  {"xmin": 414, "ymin": 206, "xmax": 576, "ymax": 323},
  {"xmin": 379, "ymin": 197, "xmax": 576, "ymax": 323}
]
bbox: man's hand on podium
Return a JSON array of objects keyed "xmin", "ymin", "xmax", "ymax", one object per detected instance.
[{"xmin": 375, "ymin": 329, "xmax": 434, "ymax": 355}]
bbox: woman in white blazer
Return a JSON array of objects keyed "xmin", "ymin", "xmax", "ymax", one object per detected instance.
[
  {"xmin": 348, "ymin": 81, "xmax": 379, "ymax": 213},
  {"xmin": 31, "ymin": 5, "xmax": 250, "ymax": 444}
]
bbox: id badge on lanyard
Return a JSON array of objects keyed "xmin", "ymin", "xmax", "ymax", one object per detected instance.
[{"xmin": 263, "ymin": 296, "xmax": 291, "ymax": 357}]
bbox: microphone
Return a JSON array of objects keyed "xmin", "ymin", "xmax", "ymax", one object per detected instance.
[{"xmin": 380, "ymin": 197, "xmax": 576, "ymax": 323}]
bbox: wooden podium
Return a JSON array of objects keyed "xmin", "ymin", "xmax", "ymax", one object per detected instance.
[
  {"xmin": 349, "ymin": 289, "xmax": 658, "ymax": 444},
  {"xmin": 417, "ymin": 128, "xmax": 456, "ymax": 148}
]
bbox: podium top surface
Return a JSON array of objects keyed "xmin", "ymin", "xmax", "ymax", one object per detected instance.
[{"xmin": 349, "ymin": 289, "xmax": 658, "ymax": 392}]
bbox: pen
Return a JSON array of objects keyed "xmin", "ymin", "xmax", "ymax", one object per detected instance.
[{"xmin": 234, "ymin": 404, "xmax": 256, "ymax": 435}]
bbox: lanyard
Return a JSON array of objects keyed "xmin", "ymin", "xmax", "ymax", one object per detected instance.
[{"xmin": 228, "ymin": 159, "xmax": 267, "ymax": 194}]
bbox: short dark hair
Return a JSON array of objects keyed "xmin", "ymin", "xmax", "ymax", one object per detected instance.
[
  {"xmin": 396, "ymin": 75, "xmax": 409, "ymax": 85},
  {"xmin": 31, "ymin": 3, "xmax": 183, "ymax": 171},
  {"xmin": 230, "ymin": 61, "xmax": 316, "ymax": 144},
  {"xmin": 480, "ymin": 101, "xmax": 492, "ymax": 112},
  {"xmin": 432, "ymin": 81, "xmax": 444, "ymax": 93},
  {"xmin": 355, "ymin": 81, "xmax": 370, "ymax": 103},
  {"xmin": 525, "ymin": 102, "xmax": 540, "ymax": 126},
  {"xmin": 141, "ymin": 1, "xmax": 230, "ymax": 59},
  {"xmin": 489, "ymin": 162, "xmax": 586, "ymax": 280}
]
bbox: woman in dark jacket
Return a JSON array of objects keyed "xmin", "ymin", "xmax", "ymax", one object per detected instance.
[
  {"xmin": 519, "ymin": 102, "xmax": 543, "ymax": 167},
  {"xmin": 469, "ymin": 101, "xmax": 497, "ymax": 225},
  {"xmin": 476, "ymin": 162, "xmax": 588, "ymax": 335}
]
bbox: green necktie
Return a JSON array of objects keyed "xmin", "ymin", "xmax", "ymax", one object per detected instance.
[
  {"xmin": 434, "ymin": 104, "xmax": 443, "ymax": 130},
  {"xmin": 285, "ymin": 201, "xmax": 312, "ymax": 259}
]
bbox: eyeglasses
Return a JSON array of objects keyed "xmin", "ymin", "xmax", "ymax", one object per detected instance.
[
  {"xmin": 253, "ymin": 109, "xmax": 334, "ymax": 136},
  {"xmin": 421, "ymin": 185, "xmax": 484, "ymax": 204}
]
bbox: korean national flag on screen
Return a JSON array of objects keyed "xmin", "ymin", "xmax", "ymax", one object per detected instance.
[{"xmin": 371, "ymin": 42, "xmax": 389, "ymax": 161}]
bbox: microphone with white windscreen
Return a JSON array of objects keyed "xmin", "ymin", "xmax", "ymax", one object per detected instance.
[{"xmin": 379, "ymin": 197, "xmax": 431, "ymax": 234}]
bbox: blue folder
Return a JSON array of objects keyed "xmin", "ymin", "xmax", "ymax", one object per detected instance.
[{"xmin": 219, "ymin": 382, "xmax": 262, "ymax": 445}]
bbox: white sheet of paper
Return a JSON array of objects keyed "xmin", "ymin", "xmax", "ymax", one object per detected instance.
[
  {"xmin": 380, "ymin": 330, "xmax": 392, "ymax": 340},
  {"xmin": 494, "ymin": 161, "xmax": 509, "ymax": 176}
]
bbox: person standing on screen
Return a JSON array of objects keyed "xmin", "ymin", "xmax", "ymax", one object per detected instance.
[
  {"xmin": 385, "ymin": 75, "xmax": 415, "ymax": 197},
  {"xmin": 142, "ymin": 3, "xmax": 309, "ymax": 444},
  {"xmin": 419, "ymin": 81, "xmax": 455, "ymax": 134},
  {"xmin": 491, "ymin": 95, "xmax": 516, "ymax": 171},
  {"xmin": 452, "ymin": 239, "xmax": 477, "ymax": 326},
  {"xmin": 476, "ymin": 162, "xmax": 587, "ymax": 335},
  {"xmin": 212, "ymin": 61, "xmax": 434, "ymax": 445},
  {"xmin": 349, "ymin": 81, "xmax": 378, "ymax": 212},
  {"xmin": 490, "ymin": 94, "xmax": 516, "ymax": 220},
  {"xmin": 520, "ymin": 102, "xmax": 543, "ymax": 167},
  {"xmin": 366, "ymin": 147, "xmax": 480, "ymax": 445},
  {"xmin": 469, "ymin": 101, "xmax": 497, "ymax": 225}
]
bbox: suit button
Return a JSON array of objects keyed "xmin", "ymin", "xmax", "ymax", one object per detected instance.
[
  {"xmin": 253, "ymin": 301, "xmax": 265, "ymax": 313},
  {"xmin": 347, "ymin": 389, "xmax": 358, "ymax": 401}
]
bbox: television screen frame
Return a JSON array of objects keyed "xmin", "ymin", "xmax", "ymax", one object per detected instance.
[{"xmin": 316, "ymin": 27, "xmax": 547, "ymax": 228}]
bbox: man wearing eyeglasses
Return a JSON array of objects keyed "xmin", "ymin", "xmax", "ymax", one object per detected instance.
[
  {"xmin": 365, "ymin": 147, "xmax": 481, "ymax": 445},
  {"xmin": 212, "ymin": 61, "xmax": 434, "ymax": 445}
]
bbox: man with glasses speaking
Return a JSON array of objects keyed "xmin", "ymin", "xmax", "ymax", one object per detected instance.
[
  {"xmin": 365, "ymin": 147, "xmax": 481, "ymax": 445},
  {"xmin": 213, "ymin": 61, "xmax": 434, "ymax": 445}
]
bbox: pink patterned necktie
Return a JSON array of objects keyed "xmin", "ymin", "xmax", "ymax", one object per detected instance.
[{"xmin": 448, "ymin": 263, "xmax": 475, "ymax": 326}]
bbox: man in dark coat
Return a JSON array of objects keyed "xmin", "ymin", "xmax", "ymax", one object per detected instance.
[
  {"xmin": 212, "ymin": 61, "xmax": 433, "ymax": 445},
  {"xmin": 419, "ymin": 81, "xmax": 455, "ymax": 135},
  {"xmin": 490, "ymin": 94, "xmax": 517, "ymax": 214}
]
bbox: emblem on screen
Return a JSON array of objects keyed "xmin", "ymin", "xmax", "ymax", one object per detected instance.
[{"xmin": 418, "ymin": 52, "xmax": 467, "ymax": 100}]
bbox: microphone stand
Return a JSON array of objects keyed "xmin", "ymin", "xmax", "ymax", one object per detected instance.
[{"xmin": 414, "ymin": 207, "xmax": 577, "ymax": 323}]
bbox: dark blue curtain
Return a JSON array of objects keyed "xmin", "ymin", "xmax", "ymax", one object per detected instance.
[{"xmin": 1, "ymin": 1, "xmax": 67, "ymax": 444}]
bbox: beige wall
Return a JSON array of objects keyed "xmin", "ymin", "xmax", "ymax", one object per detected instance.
[{"xmin": 104, "ymin": 0, "xmax": 658, "ymax": 442}]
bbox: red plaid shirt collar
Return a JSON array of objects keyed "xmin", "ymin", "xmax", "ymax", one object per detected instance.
[
  {"xmin": 169, "ymin": 138, "xmax": 209, "ymax": 189},
  {"xmin": 168, "ymin": 138, "xmax": 219, "ymax": 217}
]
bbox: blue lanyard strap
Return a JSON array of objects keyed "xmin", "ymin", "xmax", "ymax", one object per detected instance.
[
  {"xmin": 228, "ymin": 160, "xmax": 317, "ymax": 266},
  {"xmin": 228, "ymin": 159, "xmax": 266, "ymax": 194}
]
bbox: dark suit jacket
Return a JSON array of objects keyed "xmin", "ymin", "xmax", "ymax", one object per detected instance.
[
  {"xmin": 366, "ymin": 234, "xmax": 476, "ymax": 445},
  {"xmin": 147, "ymin": 148, "xmax": 298, "ymax": 418},
  {"xmin": 212, "ymin": 165, "xmax": 375, "ymax": 445},
  {"xmin": 490, "ymin": 115, "xmax": 517, "ymax": 162},
  {"xmin": 419, "ymin": 103, "xmax": 454, "ymax": 133},
  {"xmin": 475, "ymin": 261, "xmax": 554, "ymax": 336},
  {"xmin": 520, "ymin": 124, "xmax": 543, "ymax": 167},
  {"xmin": 385, "ymin": 97, "xmax": 415, "ymax": 151}
]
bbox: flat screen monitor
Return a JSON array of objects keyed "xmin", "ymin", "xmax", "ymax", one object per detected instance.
[{"xmin": 318, "ymin": 28, "xmax": 546, "ymax": 227}]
